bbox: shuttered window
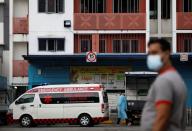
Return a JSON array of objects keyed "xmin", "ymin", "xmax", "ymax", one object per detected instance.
[
  {"xmin": 38, "ymin": 0, "xmax": 64, "ymax": 13},
  {"xmin": 113, "ymin": 0, "xmax": 139, "ymax": 13},
  {"xmin": 80, "ymin": 0, "xmax": 106, "ymax": 13}
]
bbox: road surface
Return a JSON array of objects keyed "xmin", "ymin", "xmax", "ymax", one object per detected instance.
[{"xmin": 0, "ymin": 125, "xmax": 192, "ymax": 131}]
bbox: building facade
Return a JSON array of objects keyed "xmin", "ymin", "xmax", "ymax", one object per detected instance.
[
  {"xmin": 0, "ymin": 0, "xmax": 10, "ymax": 122},
  {"xmin": 8, "ymin": 0, "xmax": 192, "ymax": 111}
]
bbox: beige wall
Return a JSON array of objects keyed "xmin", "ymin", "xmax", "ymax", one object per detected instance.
[
  {"xmin": 13, "ymin": 0, "xmax": 28, "ymax": 17},
  {"xmin": 13, "ymin": 43, "xmax": 27, "ymax": 60},
  {"xmin": 2, "ymin": 51, "xmax": 10, "ymax": 78}
]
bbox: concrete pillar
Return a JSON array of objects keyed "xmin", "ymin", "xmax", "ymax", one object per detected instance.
[
  {"xmin": 158, "ymin": 0, "xmax": 161, "ymax": 37},
  {"xmin": 146, "ymin": 0, "xmax": 150, "ymax": 52},
  {"xmin": 9, "ymin": 0, "xmax": 13, "ymax": 86},
  {"xmin": 172, "ymin": 0, "xmax": 177, "ymax": 53},
  {"xmin": 92, "ymin": 34, "xmax": 99, "ymax": 53}
]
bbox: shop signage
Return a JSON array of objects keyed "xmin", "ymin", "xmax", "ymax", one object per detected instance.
[
  {"xmin": 180, "ymin": 53, "xmax": 188, "ymax": 62},
  {"xmin": 86, "ymin": 51, "xmax": 97, "ymax": 62},
  {"xmin": 71, "ymin": 66, "xmax": 132, "ymax": 90}
]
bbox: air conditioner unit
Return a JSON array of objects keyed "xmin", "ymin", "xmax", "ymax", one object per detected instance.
[{"xmin": 64, "ymin": 20, "xmax": 71, "ymax": 28}]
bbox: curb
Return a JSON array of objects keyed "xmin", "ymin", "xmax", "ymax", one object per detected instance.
[
  {"xmin": 101, "ymin": 120, "xmax": 113, "ymax": 124},
  {"xmin": 101, "ymin": 120, "xmax": 127, "ymax": 125}
]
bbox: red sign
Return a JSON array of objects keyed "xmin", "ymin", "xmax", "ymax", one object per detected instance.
[{"xmin": 86, "ymin": 51, "xmax": 97, "ymax": 62}]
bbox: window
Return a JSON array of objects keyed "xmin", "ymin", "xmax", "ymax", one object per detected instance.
[
  {"xmin": 40, "ymin": 93, "xmax": 65, "ymax": 104},
  {"xmin": 48, "ymin": 0, "xmax": 55, "ymax": 12},
  {"xmin": 113, "ymin": 39, "xmax": 139, "ymax": 53},
  {"xmin": 122, "ymin": 40, "xmax": 130, "ymax": 53},
  {"xmin": 161, "ymin": 0, "xmax": 170, "ymax": 19},
  {"xmin": 15, "ymin": 94, "xmax": 35, "ymax": 105},
  {"xmin": 80, "ymin": 0, "xmax": 106, "ymax": 13},
  {"xmin": 0, "ymin": 5, "xmax": 4, "ymax": 22},
  {"xmin": 39, "ymin": 39, "xmax": 47, "ymax": 51},
  {"xmin": 39, "ymin": 92, "xmax": 99, "ymax": 104},
  {"xmin": 113, "ymin": 40, "xmax": 121, "ymax": 53},
  {"xmin": 57, "ymin": 39, "xmax": 65, "ymax": 51},
  {"xmin": 38, "ymin": 0, "xmax": 64, "ymax": 13},
  {"xmin": 150, "ymin": 0, "xmax": 158, "ymax": 19},
  {"xmin": 131, "ymin": 40, "xmax": 139, "ymax": 53},
  {"xmin": 57, "ymin": 0, "xmax": 64, "ymax": 12},
  {"xmin": 184, "ymin": 0, "xmax": 192, "ymax": 12},
  {"xmin": 184, "ymin": 39, "xmax": 192, "ymax": 52},
  {"xmin": 38, "ymin": 38, "xmax": 65, "ymax": 52},
  {"xmin": 99, "ymin": 40, "xmax": 106, "ymax": 53},
  {"xmin": 39, "ymin": 0, "xmax": 46, "ymax": 12},
  {"xmin": 80, "ymin": 39, "xmax": 92, "ymax": 52},
  {"xmin": 63, "ymin": 93, "xmax": 100, "ymax": 104},
  {"xmin": 48, "ymin": 39, "xmax": 55, "ymax": 51},
  {"xmin": 113, "ymin": 0, "xmax": 140, "ymax": 13}
]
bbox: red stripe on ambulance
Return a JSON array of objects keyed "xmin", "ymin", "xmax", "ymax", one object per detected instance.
[{"xmin": 26, "ymin": 86, "xmax": 101, "ymax": 93}]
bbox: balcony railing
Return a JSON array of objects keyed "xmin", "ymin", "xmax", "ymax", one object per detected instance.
[
  {"xmin": 13, "ymin": 60, "xmax": 29, "ymax": 77},
  {"xmin": 13, "ymin": 17, "xmax": 29, "ymax": 34},
  {"xmin": 177, "ymin": 12, "xmax": 192, "ymax": 30},
  {"xmin": 74, "ymin": 13, "xmax": 146, "ymax": 30}
]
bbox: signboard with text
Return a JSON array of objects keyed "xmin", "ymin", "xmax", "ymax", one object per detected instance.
[
  {"xmin": 180, "ymin": 53, "xmax": 188, "ymax": 62},
  {"xmin": 71, "ymin": 66, "xmax": 132, "ymax": 90}
]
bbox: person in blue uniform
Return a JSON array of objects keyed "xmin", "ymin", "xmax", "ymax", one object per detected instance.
[{"xmin": 117, "ymin": 93, "xmax": 129, "ymax": 125}]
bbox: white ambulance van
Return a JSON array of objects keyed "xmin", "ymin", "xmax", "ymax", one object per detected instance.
[{"xmin": 8, "ymin": 84, "xmax": 109, "ymax": 127}]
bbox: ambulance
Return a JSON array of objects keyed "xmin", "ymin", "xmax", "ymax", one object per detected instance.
[{"xmin": 8, "ymin": 84, "xmax": 109, "ymax": 127}]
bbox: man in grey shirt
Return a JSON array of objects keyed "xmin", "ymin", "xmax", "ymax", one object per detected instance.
[{"xmin": 141, "ymin": 38, "xmax": 187, "ymax": 131}]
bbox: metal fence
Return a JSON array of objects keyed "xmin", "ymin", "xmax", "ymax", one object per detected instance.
[{"xmin": 186, "ymin": 108, "xmax": 192, "ymax": 126}]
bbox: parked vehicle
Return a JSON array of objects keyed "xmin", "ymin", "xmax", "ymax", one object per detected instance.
[
  {"xmin": 125, "ymin": 72, "xmax": 157, "ymax": 125},
  {"xmin": 127, "ymin": 100, "xmax": 145, "ymax": 125},
  {"xmin": 8, "ymin": 84, "xmax": 109, "ymax": 127}
]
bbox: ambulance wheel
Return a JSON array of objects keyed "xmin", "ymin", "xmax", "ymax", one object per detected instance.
[
  {"xmin": 20, "ymin": 115, "xmax": 33, "ymax": 127},
  {"xmin": 79, "ymin": 114, "xmax": 92, "ymax": 127}
]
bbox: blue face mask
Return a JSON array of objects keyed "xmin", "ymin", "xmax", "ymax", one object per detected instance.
[{"xmin": 147, "ymin": 55, "xmax": 163, "ymax": 71}]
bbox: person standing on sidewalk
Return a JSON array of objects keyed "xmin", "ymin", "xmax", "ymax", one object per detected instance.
[
  {"xmin": 117, "ymin": 93, "xmax": 129, "ymax": 126},
  {"xmin": 141, "ymin": 38, "xmax": 187, "ymax": 131}
]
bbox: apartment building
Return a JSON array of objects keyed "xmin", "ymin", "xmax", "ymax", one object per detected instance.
[
  {"xmin": 0, "ymin": 0, "xmax": 9, "ymax": 123},
  {"xmin": 9, "ymin": 0, "xmax": 192, "ymax": 109},
  {"xmin": 0, "ymin": 0, "xmax": 9, "ymax": 79}
]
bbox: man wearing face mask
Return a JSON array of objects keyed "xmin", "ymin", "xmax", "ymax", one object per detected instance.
[{"xmin": 141, "ymin": 38, "xmax": 187, "ymax": 131}]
